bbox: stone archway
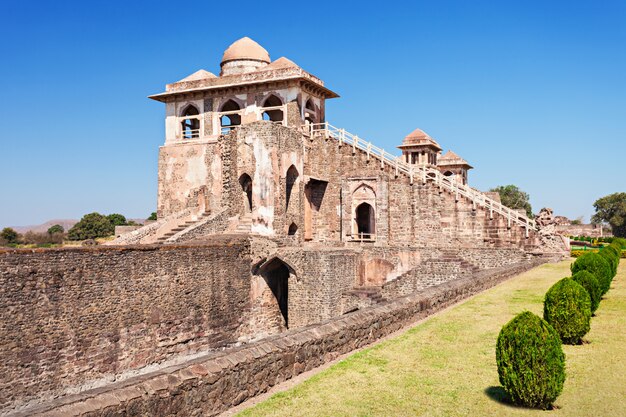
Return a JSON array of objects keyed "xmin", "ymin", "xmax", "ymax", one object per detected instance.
[
  {"xmin": 238, "ymin": 173, "xmax": 253, "ymax": 212},
  {"xmin": 259, "ymin": 258, "xmax": 290, "ymax": 328},
  {"xmin": 355, "ymin": 202, "xmax": 376, "ymax": 238}
]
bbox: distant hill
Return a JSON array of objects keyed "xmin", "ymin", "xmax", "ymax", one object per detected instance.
[
  {"xmin": 11, "ymin": 219, "xmax": 79, "ymax": 234},
  {"xmin": 10, "ymin": 218, "xmax": 146, "ymax": 234}
]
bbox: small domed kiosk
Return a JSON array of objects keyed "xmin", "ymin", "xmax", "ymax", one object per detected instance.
[{"xmin": 398, "ymin": 128, "xmax": 442, "ymax": 166}]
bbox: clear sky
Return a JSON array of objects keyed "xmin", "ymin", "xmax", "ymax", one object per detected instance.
[{"xmin": 1, "ymin": 0, "xmax": 624, "ymax": 227}]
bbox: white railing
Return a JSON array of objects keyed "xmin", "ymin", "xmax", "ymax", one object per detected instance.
[
  {"xmin": 309, "ymin": 122, "xmax": 536, "ymax": 232},
  {"xmin": 181, "ymin": 128, "xmax": 200, "ymax": 139}
]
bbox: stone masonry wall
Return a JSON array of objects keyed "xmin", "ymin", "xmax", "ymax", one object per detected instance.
[
  {"xmin": 0, "ymin": 240, "xmax": 252, "ymax": 412},
  {"xmin": 301, "ymin": 132, "xmax": 539, "ymax": 249},
  {"xmin": 18, "ymin": 257, "xmax": 548, "ymax": 417}
]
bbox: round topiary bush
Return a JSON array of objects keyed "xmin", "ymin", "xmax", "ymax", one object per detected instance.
[
  {"xmin": 571, "ymin": 252, "xmax": 612, "ymax": 295},
  {"xmin": 572, "ymin": 270, "xmax": 601, "ymax": 314},
  {"xmin": 544, "ymin": 278, "xmax": 591, "ymax": 344},
  {"xmin": 496, "ymin": 311, "xmax": 565, "ymax": 409},
  {"xmin": 601, "ymin": 246, "xmax": 619, "ymax": 277},
  {"xmin": 613, "ymin": 237, "xmax": 626, "ymax": 249}
]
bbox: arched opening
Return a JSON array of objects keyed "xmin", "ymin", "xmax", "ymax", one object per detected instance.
[
  {"xmin": 355, "ymin": 202, "xmax": 375, "ymax": 239},
  {"xmin": 443, "ymin": 171, "xmax": 454, "ymax": 177},
  {"xmin": 180, "ymin": 105, "xmax": 200, "ymax": 139},
  {"xmin": 239, "ymin": 173, "xmax": 252, "ymax": 212},
  {"xmin": 260, "ymin": 258, "xmax": 290, "ymax": 328},
  {"xmin": 261, "ymin": 94, "xmax": 283, "ymax": 122},
  {"xmin": 285, "ymin": 165, "xmax": 299, "ymax": 211},
  {"xmin": 220, "ymin": 99, "xmax": 241, "ymax": 133},
  {"xmin": 304, "ymin": 99, "xmax": 316, "ymax": 125},
  {"xmin": 288, "ymin": 223, "xmax": 298, "ymax": 235}
]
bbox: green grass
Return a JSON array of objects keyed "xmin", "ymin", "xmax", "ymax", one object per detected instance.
[{"xmin": 238, "ymin": 260, "xmax": 626, "ymax": 417}]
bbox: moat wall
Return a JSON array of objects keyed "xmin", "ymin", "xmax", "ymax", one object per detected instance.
[
  {"xmin": 15, "ymin": 257, "xmax": 548, "ymax": 417},
  {"xmin": 0, "ymin": 240, "xmax": 252, "ymax": 412},
  {"xmin": 1, "ymin": 238, "xmax": 542, "ymax": 414}
]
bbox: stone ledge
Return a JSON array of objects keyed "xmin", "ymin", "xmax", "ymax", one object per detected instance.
[{"xmin": 10, "ymin": 258, "xmax": 547, "ymax": 417}]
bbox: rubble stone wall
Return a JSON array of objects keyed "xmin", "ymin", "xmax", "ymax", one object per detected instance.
[
  {"xmin": 0, "ymin": 240, "xmax": 252, "ymax": 412},
  {"xmin": 20, "ymin": 258, "xmax": 547, "ymax": 417}
]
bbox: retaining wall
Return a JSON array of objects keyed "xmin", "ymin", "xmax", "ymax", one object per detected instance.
[{"xmin": 14, "ymin": 257, "xmax": 548, "ymax": 417}]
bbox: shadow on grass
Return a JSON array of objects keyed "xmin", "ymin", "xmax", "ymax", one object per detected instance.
[
  {"xmin": 484, "ymin": 386, "xmax": 512, "ymax": 406},
  {"xmin": 484, "ymin": 386, "xmax": 558, "ymax": 411}
]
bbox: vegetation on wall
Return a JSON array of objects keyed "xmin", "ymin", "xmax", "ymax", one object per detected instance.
[{"xmin": 489, "ymin": 185, "xmax": 533, "ymax": 218}]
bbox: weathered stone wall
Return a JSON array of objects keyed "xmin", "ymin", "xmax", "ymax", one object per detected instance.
[
  {"xmin": 157, "ymin": 141, "xmax": 222, "ymax": 218},
  {"xmin": 0, "ymin": 240, "xmax": 252, "ymax": 412},
  {"xmin": 301, "ymin": 133, "xmax": 539, "ymax": 249},
  {"xmin": 555, "ymin": 224, "xmax": 609, "ymax": 238},
  {"xmin": 17, "ymin": 258, "xmax": 547, "ymax": 417}
]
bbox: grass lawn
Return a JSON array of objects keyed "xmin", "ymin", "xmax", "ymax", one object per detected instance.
[{"xmin": 238, "ymin": 260, "xmax": 626, "ymax": 416}]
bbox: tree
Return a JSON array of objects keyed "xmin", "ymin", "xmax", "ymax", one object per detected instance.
[
  {"xmin": 68, "ymin": 213, "xmax": 115, "ymax": 240},
  {"xmin": 147, "ymin": 212, "xmax": 157, "ymax": 221},
  {"xmin": 0, "ymin": 227, "xmax": 19, "ymax": 244},
  {"xmin": 490, "ymin": 185, "xmax": 533, "ymax": 217},
  {"xmin": 592, "ymin": 192, "xmax": 626, "ymax": 238},
  {"xmin": 106, "ymin": 214, "xmax": 128, "ymax": 227},
  {"xmin": 47, "ymin": 224, "xmax": 64, "ymax": 235}
]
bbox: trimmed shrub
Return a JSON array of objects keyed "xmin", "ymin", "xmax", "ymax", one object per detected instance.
[
  {"xmin": 496, "ymin": 311, "xmax": 565, "ymax": 409},
  {"xmin": 613, "ymin": 237, "xmax": 626, "ymax": 249},
  {"xmin": 571, "ymin": 252, "xmax": 612, "ymax": 295},
  {"xmin": 571, "ymin": 271, "xmax": 601, "ymax": 314},
  {"xmin": 601, "ymin": 246, "xmax": 620, "ymax": 276},
  {"xmin": 544, "ymin": 278, "xmax": 591, "ymax": 344}
]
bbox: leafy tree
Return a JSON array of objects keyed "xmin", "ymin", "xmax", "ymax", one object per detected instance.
[
  {"xmin": 47, "ymin": 224, "xmax": 64, "ymax": 235},
  {"xmin": 147, "ymin": 212, "xmax": 157, "ymax": 221},
  {"xmin": 68, "ymin": 213, "xmax": 115, "ymax": 240},
  {"xmin": 106, "ymin": 213, "xmax": 128, "ymax": 227},
  {"xmin": 592, "ymin": 192, "xmax": 626, "ymax": 238},
  {"xmin": 0, "ymin": 227, "xmax": 19, "ymax": 244},
  {"xmin": 490, "ymin": 185, "xmax": 533, "ymax": 218}
]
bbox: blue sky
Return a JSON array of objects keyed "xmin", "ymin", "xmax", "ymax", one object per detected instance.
[{"xmin": 1, "ymin": 0, "xmax": 624, "ymax": 227}]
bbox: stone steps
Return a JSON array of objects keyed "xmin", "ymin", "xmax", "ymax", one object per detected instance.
[
  {"xmin": 233, "ymin": 213, "xmax": 253, "ymax": 234},
  {"xmin": 347, "ymin": 286, "xmax": 386, "ymax": 304},
  {"xmin": 155, "ymin": 214, "xmax": 209, "ymax": 243}
]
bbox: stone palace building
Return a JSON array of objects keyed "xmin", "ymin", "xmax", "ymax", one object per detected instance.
[{"xmin": 0, "ymin": 37, "xmax": 568, "ymax": 416}]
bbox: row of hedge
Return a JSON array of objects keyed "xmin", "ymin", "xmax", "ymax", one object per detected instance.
[
  {"xmin": 571, "ymin": 249, "xmax": 626, "ymax": 258},
  {"xmin": 569, "ymin": 236, "xmax": 618, "ymax": 244},
  {"xmin": 495, "ymin": 238, "xmax": 625, "ymax": 409}
]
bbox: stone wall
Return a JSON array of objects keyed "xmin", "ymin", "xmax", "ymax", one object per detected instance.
[
  {"xmin": 17, "ymin": 257, "xmax": 548, "ymax": 417},
  {"xmin": 157, "ymin": 141, "xmax": 222, "ymax": 218},
  {"xmin": 302, "ymin": 132, "xmax": 539, "ymax": 249},
  {"xmin": 555, "ymin": 224, "xmax": 610, "ymax": 238},
  {"xmin": 0, "ymin": 240, "xmax": 252, "ymax": 412}
]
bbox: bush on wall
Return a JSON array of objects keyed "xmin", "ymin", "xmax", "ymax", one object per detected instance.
[
  {"xmin": 544, "ymin": 278, "xmax": 591, "ymax": 344},
  {"xmin": 496, "ymin": 311, "xmax": 565, "ymax": 409}
]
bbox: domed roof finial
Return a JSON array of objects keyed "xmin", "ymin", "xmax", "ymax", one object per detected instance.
[{"xmin": 221, "ymin": 37, "xmax": 271, "ymax": 66}]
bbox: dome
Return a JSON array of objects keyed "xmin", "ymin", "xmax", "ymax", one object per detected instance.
[
  {"xmin": 221, "ymin": 37, "xmax": 271, "ymax": 65},
  {"xmin": 399, "ymin": 128, "xmax": 442, "ymax": 150},
  {"xmin": 176, "ymin": 69, "xmax": 216, "ymax": 83},
  {"xmin": 405, "ymin": 128, "xmax": 431, "ymax": 141}
]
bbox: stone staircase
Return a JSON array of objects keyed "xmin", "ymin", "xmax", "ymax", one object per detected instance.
[
  {"xmin": 438, "ymin": 249, "xmax": 481, "ymax": 274},
  {"xmin": 233, "ymin": 212, "xmax": 252, "ymax": 234},
  {"xmin": 346, "ymin": 286, "xmax": 386, "ymax": 305},
  {"xmin": 155, "ymin": 213, "xmax": 210, "ymax": 244},
  {"xmin": 309, "ymin": 122, "xmax": 537, "ymax": 233}
]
